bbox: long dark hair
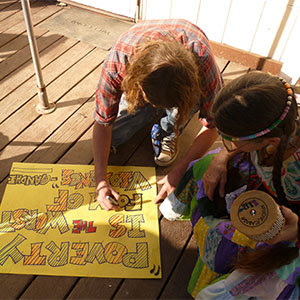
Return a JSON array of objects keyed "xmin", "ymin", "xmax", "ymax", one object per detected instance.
[{"xmin": 211, "ymin": 71, "xmax": 299, "ymax": 274}]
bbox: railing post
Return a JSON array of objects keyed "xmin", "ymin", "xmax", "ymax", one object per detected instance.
[{"xmin": 21, "ymin": 0, "xmax": 56, "ymax": 114}]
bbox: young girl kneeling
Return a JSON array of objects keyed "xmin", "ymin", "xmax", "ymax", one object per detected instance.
[{"xmin": 160, "ymin": 72, "xmax": 300, "ymax": 299}]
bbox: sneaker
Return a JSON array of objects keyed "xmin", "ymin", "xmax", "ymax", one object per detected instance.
[
  {"xmin": 151, "ymin": 124, "xmax": 178, "ymax": 166},
  {"xmin": 154, "ymin": 134, "xmax": 179, "ymax": 166},
  {"xmin": 110, "ymin": 145, "xmax": 117, "ymax": 154}
]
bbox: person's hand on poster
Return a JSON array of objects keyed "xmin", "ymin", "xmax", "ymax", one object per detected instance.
[
  {"xmin": 154, "ymin": 166, "xmax": 185, "ymax": 204},
  {"xmin": 154, "ymin": 175, "xmax": 174, "ymax": 204},
  {"xmin": 96, "ymin": 181, "xmax": 120, "ymax": 210}
]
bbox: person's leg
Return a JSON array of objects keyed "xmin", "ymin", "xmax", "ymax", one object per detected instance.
[
  {"xmin": 160, "ymin": 107, "xmax": 178, "ymax": 135},
  {"xmin": 111, "ymin": 95, "xmax": 162, "ymax": 148},
  {"xmin": 161, "ymin": 102, "xmax": 201, "ymax": 133},
  {"xmin": 152, "ymin": 105, "xmax": 200, "ymax": 166}
]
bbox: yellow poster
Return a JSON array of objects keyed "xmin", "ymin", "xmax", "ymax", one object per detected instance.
[{"xmin": 0, "ymin": 162, "xmax": 161, "ymax": 279}]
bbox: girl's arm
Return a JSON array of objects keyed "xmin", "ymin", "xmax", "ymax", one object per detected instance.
[
  {"xmin": 154, "ymin": 126, "xmax": 218, "ymax": 203},
  {"xmin": 202, "ymin": 147, "xmax": 238, "ymax": 200},
  {"xmin": 268, "ymin": 206, "xmax": 299, "ymax": 244}
]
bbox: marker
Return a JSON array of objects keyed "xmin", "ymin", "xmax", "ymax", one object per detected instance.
[{"xmin": 106, "ymin": 195, "xmax": 119, "ymax": 206}]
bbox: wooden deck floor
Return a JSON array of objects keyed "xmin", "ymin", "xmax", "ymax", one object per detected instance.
[{"xmin": 0, "ymin": 1, "xmax": 250, "ymax": 299}]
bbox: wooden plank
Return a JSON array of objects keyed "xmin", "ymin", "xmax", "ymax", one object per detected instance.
[
  {"xmin": 160, "ymin": 235, "xmax": 196, "ymax": 299},
  {"xmin": 67, "ymin": 277, "xmax": 122, "ymax": 299},
  {"xmin": 0, "ymin": 113, "xmax": 92, "ymax": 202},
  {"xmin": 0, "ymin": 35, "xmax": 79, "ymax": 103},
  {"xmin": 0, "ymin": 6, "xmax": 65, "ymax": 62},
  {"xmin": 0, "ymin": 0, "xmax": 18, "ymax": 12},
  {"xmin": 0, "ymin": 0, "xmax": 22, "ymax": 22},
  {"xmin": 0, "ymin": 43, "xmax": 99, "ymax": 148},
  {"xmin": 3, "ymin": 35, "xmax": 92, "ymax": 100},
  {"xmin": 0, "ymin": 274, "xmax": 35, "ymax": 300},
  {"xmin": 214, "ymin": 56, "xmax": 228, "ymax": 74},
  {"xmin": 1, "ymin": 125, "xmax": 92, "ymax": 202},
  {"xmin": 210, "ymin": 40, "xmax": 282, "ymax": 75},
  {"xmin": 25, "ymin": 99, "xmax": 94, "ymax": 164},
  {"xmin": 0, "ymin": 1, "xmax": 45, "ymax": 34},
  {"xmin": 54, "ymin": 126, "xmax": 94, "ymax": 165},
  {"xmin": 221, "ymin": 61, "xmax": 249, "ymax": 85},
  {"xmin": 0, "ymin": 3, "xmax": 63, "ymax": 49},
  {"xmin": 0, "ymin": 40, "xmax": 94, "ymax": 125},
  {"xmin": 0, "ymin": 49, "xmax": 106, "ymax": 183},
  {"xmin": 20, "ymin": 276, "xmax": 77, "ymax": 300},
  {"xmin": 61, "ymin": 0, "xmax": 135, "ymax": 23},
  {"xmin": 0, "ymin": 31, "xmax": 63, "ymax": 82},
  {"xmin": 0, "ymin": 27, "xmax": 49, "ymax": 64}
]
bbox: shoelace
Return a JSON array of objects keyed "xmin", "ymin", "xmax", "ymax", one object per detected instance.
[
  {"xmin": 161, "ymin": 136, "xmax": 177, "ymax": 154},
  {"xmin": 110, "ymin": 145, "xmax": 117, "ymax": 154}
]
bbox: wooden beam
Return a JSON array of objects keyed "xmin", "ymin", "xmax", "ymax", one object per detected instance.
[
  {"xmin": 210, "ymin": 40, "xmax": 282, "ymax": 75},
  {"xmin": 59, "ymin": 0, "xmax": 135, "ymax": 23}
]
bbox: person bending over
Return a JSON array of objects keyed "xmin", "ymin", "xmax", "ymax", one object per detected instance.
[{"xmin": 93, "ymin": 19, "xmax": 223, "ymax": 210}]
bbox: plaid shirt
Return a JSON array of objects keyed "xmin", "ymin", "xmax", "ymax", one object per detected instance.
[{"xmin": 94, "ymin": 19, "xmax": 223, "ymax": 128}]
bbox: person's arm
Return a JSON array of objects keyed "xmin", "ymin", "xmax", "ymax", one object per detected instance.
[
  {"xmin": 202, "ymin": 147, "xmax": 238, "ymax": 200},
  {"xmin": 93, "ymin": 121, "xmax": 120, "ymax": 210},
  {"xmin": 154, "ymin": 126, "xmax": 218, "ymax": 203},
  {"xmin": 268, "ymin": 206, "xmax": 299, "ymax": 244}
]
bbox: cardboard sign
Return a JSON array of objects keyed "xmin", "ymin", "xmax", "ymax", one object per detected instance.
[{"xmin": 0, "ymin": 163, "xmax": 161, "ymax": 278}]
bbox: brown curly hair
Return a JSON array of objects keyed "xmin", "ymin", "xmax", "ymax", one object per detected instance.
[{"xmin": 121, "ymin": 40, "xmax": 201, "ymax": 133}]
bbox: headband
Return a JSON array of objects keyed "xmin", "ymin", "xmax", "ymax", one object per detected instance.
[{"xmin": 218, "ymin": 77, "xmax": 294, "ymax": 142}]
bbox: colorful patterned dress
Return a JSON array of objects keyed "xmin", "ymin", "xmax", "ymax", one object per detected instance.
[{"xmin": 160, "ymin": 148, "xmax": 300, "ymax": 299}]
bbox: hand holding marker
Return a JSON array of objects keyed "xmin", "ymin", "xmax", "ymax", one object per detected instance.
[{"xmin": 106, "ymin": 195, "xmax": 119, "ymax": 206}]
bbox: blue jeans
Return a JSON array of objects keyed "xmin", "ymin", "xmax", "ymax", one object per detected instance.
[{"xmin": 111, "ymin": 96, "xmax": 199, "ymax": 147}]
